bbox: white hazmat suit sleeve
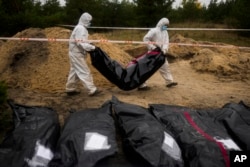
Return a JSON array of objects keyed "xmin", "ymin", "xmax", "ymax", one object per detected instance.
[
  {"xmin": 143, "ymin": 29, "xmax": 157, "ymax": 51},
  {"xmin": 161, "ymin": 32, "xmax": 169, "ymax": 54},
  {"xmin": 74, "ymin": 25, "xmax": 95, "ymax": 52}
]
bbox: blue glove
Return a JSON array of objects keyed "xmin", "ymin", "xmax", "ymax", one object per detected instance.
[{"xmin": 161, "ymin": 25, "xmax": 167, "ymax": 31}]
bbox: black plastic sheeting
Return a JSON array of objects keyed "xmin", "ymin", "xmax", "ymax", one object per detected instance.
[
  {"xmin": 49, "ymin": 101, "xmax": 117, "ymax": 167},
  {"xmin": 198, "ymin": 101, "xmax": 250, "ymax": 151},
  {"xmin": 0, "ymin": 100, "xmax": 60, "ymax": 167},
  {"xmin": 1, "ymin": 98, "xmax": 249, "ymax": 167},
  {"xmin": 89, "ymin": 47, "xmax": 165, "ymax": 91},
  {"xmin": 111, "ymin": 97, "xmax": 184, "ymax": 167},
  {"xmin": 149, "ymin": 104, "xmax": 245, "ymax": 167}
]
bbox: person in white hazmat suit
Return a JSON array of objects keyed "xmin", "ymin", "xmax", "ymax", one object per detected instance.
[
  {"xmin": 65, "ymin": 12, "xmax": 101, "ymax": 96},
  {"xmin": 138, "ymin": 17, "xmax": 178, "ymax": 90}
]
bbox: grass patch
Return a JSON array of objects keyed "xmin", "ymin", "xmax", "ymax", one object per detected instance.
[
  {"xmin": 0, "ymin": 81, "xmax": 12, "ymax": 142},
  {"xmin": 0, "ymin": 105, "xmax": 12, "ymax": 142},
  {"xmin": 92, "ymin": 22, "xmax": 250, "ymax": 47}
]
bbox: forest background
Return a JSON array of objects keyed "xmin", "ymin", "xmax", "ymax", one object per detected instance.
[{"xmin": 0, "ymin": 0, "xmax": 250, "ymax": 37}]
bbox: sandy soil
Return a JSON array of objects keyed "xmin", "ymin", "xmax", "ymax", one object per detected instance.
[{"xmin": 1, "ymin": 27, "xmax": 250, "ymax": 125}]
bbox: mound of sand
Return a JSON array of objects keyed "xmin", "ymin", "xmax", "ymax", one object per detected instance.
[
  {"xmin": 168, "ymin": 34, "xmax": 250, "ymax": 80},
  {"xmin": 190, "ymin": 48, "xmax": 250, "ymax": 80},
  {"xmin": 168, "ymin": 34, "xmax": 200, "ymax": 59},
  {"xmin": 0, "ymin": 27, "xmax": 132, "ymax": 93}
]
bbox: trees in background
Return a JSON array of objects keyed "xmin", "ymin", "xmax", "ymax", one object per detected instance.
[
  {"xmin": 132, "ymin": 0, "xmax": 174, "ymax": 27},
  {"xmin": 0, "ymin": 0, "xmax": 249, "ymax": 36},
  {"xmin": 231, "ymin": 0, "xmax": 250, "ymax": 30},
  {"xmin": 64, "ymin": 0, "xmax": 136, "ymax": 27},
  {"xmin": 171, "ymin": 0, "xmax": 204, "ymax": 22},
  {"xmin": 0, "ymin": 0, "xmax": 65, "ymax": 35}
]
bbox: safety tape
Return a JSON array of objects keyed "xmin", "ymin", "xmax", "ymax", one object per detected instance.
[
  {"xmin": 0, "ymin": 37, "xmax": 250, "ymax": 50},
  {"xmin": 59, "ymin": 25, "xmax": 250, "ymax": 31}
]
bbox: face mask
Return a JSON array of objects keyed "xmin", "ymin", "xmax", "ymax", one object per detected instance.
[
  {"xmin": 85, "ymin": 21, "xmax": 91, "ymax": 27},
  {"xmin": 83, "ymin": 19, "xmax": 91, "ymax": 27},
  {"xmin": 161, "ymin": 25, "xmax": 167, "ymax": 31}
]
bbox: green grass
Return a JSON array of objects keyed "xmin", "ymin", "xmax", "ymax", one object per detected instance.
[
  {"xmin": 0, "ymin": 104, "xmax": 12, "ymax": 143},
  {"xmin": 92, "ymin": 22, "xmax": 250, "ymax": 47},
  {"xmin": 0, "ymin": 81, "xmax": 11, "ymax": 143}
]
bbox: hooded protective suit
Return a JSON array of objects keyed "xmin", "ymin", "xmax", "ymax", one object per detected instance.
[
  {"xmin": 141, "ymin": 18, "xmax": 175, "ymax": 88},
  {"xmin": 66, "ymin": 12, "xmax": 97, "ymax": 95}
]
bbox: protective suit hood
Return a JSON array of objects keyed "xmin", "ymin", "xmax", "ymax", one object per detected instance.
[
  {"xmin": 156, "ymin": 18, "xmax": 169, "ymax": 28},
  {"xmin": 78, "ymin": 12, "xmax": 92, "ymax": 27}
]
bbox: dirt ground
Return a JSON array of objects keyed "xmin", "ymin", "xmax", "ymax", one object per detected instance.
[{"xmin": 0, "ymin": 27, "xmax": 250, "ymax": 125}]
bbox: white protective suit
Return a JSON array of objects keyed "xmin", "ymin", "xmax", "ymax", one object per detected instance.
[
  {"xmin": 140, "ymin": 18, "xmax": 174, "ymax": 88},
  {"xmin": 66, "ymin": 12, "xmax": 97, "ymax": 95}
]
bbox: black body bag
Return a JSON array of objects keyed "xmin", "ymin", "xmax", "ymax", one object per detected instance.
[
  {"xmin": 50, "ymin": 101, "xmax": 117, "ymax": 167},
  {"xmin": 0, "ymin": 100, "xmax": 60, "ymax": 167},
  {"xmin": 207, "ymin": 101, "xmax": 250, "ymax": 150},
  {"xmin": 89, "ymin": 47, "xmax": 165, "ymax": 90},
  {"xmin": 149, "ymin": 104, "xmax": 242, "ymax": 167},
  {"xmin": 111, "ymin": 96, "xmax": 184, "ymax": 167}
]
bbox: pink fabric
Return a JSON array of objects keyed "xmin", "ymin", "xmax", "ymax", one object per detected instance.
[
  {"xmin": 126, "ymin": 51, "xmax": 161, "ymax": 67},
  {"xmin": 183, "ymin": 112, "xmax": 230, "ymax": 167}
]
